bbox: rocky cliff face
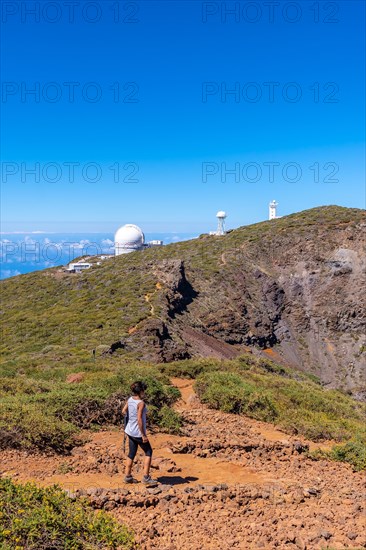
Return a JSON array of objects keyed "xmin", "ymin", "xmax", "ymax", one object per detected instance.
[{"xmin": 127, "ymin": 207, "xmax": 366, "ymax": 398}]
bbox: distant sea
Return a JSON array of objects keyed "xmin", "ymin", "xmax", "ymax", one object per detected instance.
[{"xmin": 0, "ymin": 233, "xmax": 198, "ymax": 280}]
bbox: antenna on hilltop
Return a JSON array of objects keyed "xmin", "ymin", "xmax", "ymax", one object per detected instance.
[{"xmin": 216, "ymin": 211, "xmax": 227, "ymax": 235}]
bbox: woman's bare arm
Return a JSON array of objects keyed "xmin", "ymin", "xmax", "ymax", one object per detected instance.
[
  {"xmin": 137, "ymin": 401, "xmax": 147, "ymax": 441},
  {"xmin": 122, "ymin": 401, "xmax": 128, "ymax": 415}
]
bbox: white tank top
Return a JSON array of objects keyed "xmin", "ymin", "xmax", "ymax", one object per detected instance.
[{"xmin": 125, "ymin": 396, "xmax": 146, "ymax": 438}]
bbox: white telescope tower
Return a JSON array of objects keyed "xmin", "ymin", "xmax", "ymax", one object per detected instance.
[
  {"xmin": 269, "ymin": 200, "xmax": 278, "ymax": 220},
  {"xmin": 216, "ymin": 211, "xmax": 227, "ymax": 235}
]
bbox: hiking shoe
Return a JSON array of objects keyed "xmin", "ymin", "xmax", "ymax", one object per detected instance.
[
  {"xmin": 124, "ymin": 475, "xmax": 138, "ymax": 484},
  {"xmin": 142, "ymin": 476, "xmax": 158, "ymax": 487}
]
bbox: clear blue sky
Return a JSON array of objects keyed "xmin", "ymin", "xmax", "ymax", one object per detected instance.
[{"xmin": 1, "ymin": 0, "xmax": 365, "ymax": 232}]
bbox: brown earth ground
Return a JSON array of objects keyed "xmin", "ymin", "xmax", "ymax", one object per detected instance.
[{"xmin": 1, "ymin": 379, "xmax": 365, "ymax": 549}]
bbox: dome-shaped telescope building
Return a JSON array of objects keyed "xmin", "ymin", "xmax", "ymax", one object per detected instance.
[
  {"xmin": 115, "ymin": 224, "xmax": 145, "ymax": 255},
  {"xmin": 114, "ymin": 224, "xmax": 163, "ymax": 256}
]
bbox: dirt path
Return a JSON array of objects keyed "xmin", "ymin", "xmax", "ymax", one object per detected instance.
[
  {"xmin": 145, "ymin": 293, "xmax": 155, "ymax": 316},
  {"xmin": 1, "ymin": 379, "xmax": 365, "ymax": 549},
  {"xmin": 1, "ymin": 379, "xmax": 272, "ymax": 488},
  {"xmin": 129, "ymin": 283, "xmax": 161, "ymax": 334},
  {"xmin": 171, "ymin": 378, "xmax": 333, "ymax": 453}
]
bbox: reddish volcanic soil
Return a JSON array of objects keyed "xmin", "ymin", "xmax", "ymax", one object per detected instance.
[{"xmin": 1, "ymin": 379, "xmax": 365, "ymax": 549}]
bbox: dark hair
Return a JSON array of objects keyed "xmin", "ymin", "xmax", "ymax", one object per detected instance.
[{"xmin": 131, "ymin": 381, "xmax": 147, "ymax": 396}]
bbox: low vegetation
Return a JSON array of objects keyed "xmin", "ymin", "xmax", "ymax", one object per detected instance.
[
  {"xmin": 1, "ymin": 351, "xmax": 365, "ymax": 471},
  {"xmin": 161, "ymin": 356, "xmax": 366, "ymax": 470},
  {"xmin": 191, "ymin": 356, "xmax": 365, "ymax": 441},
  {"xmin": 157, "ymin": 405, "xmax": 183, "ymax": 434},
  {"xmin": 0, "ymin": 478, "xmax": 134, "ymax": 549},
  {"xmin": 0, "ymin": 363, "xmax": 181, "ymax": 452},
  {"xmin": 310, "ymin": 436, "xmax": 366, "ymax": 472}
]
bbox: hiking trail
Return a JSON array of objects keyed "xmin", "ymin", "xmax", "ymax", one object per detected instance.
[{"xmin": 1, "ymin": 379, "xmax": 364, "ymax": 549}]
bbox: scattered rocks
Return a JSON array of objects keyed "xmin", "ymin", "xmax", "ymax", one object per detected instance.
[
  {"xmin": 66, "ymin": 372, "xmax": 85, "ymax": 383},
  {"xmin": 292, "ymin": 441, "xmax": 309, "ymax": 454},
  {"xmin": 146, "ymin": 487, "xmax": 162, "ymax": 495},
  {"xmin": 303, "ymin": 487, "xmax": 320, "ymax": 497},
  {"xmin": 186, "ymin": 394, "xmax": 201, "ymax": 407},
  {"xmin": 152, "ymin": 458, "xmax": 181, "ymax": 473},
  {"xmin": 103, "ymin": 501, "xmax": 117, "ymax": 511},
  {"xmin": 319, "ymin": 530, "xmax": 333, "ymax": 540},
  {"xmin": 86, "ymin": 487, "xmax": 103, "ymax": 497},
  {"xmin": 2, "ymin": 379, "xmax": 365, "ymax": 550}
]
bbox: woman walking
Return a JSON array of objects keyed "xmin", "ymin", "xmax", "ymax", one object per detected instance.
[{"xmin": 122, "ymin": 381, "xmax": 158, "ymax": 487}]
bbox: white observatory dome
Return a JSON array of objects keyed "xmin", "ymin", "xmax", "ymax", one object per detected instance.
[
  {"xmin": 216, "ymin": 211, "xmax": 227, "ymax": 218},
  {"xmin": 114, "ymin": 224, "xmax": 145, "ymax": 255}
]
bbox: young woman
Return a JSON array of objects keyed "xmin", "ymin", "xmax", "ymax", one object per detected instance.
[{"xmin": 122, "ymin": 381, "xmax": 158, "ymax": 487}]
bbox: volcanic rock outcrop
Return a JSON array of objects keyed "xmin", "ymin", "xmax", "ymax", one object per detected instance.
[{"xmin": 126, "ymin": 208, "xmax": 366, "ymax": 397}]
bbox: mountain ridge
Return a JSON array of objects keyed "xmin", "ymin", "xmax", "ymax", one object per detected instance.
[{"xmin": 1, "ymin": 205, "xmax": 365, "ymax": 398}]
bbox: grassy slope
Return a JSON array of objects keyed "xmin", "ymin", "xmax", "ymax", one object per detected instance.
[
  {"xmin": 1, "ymin": 205, "xmax": 364, "ymax": 370},
  {"xmin": 0, "ymin": 206, "xmax": 365, "ymax": 468}
]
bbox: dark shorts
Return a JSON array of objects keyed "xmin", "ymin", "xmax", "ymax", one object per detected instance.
[{"xmin": 127, "ymin": 435, "xmax": 153, "ymax": 460}]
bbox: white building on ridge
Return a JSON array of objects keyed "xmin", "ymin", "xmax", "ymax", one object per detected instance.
[
  {"xmin": 114, "ymin": 224, "xmax": 163, "ymax": 256},
  {"xmin": 66, "ymin": 261, "xmax": 92, "ymax": 272},
  {"xmin": 269, "ymin": 200, "xmax": 281, "ymax": 220}
]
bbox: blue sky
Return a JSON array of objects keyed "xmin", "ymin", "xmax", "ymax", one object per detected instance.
[{"xmin": 1, "ymin": 0, "xmax": 365, "ymax": 233}]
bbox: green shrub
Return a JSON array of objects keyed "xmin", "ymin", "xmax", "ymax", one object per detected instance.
[
  {"xmin": 0, "ymin": 365, "xmax": 182, "ymax": 452},
  {"xmin": 193, "ymin": 359, "xmax": 366, "ymax": 458},
  {"xmin": 253, "ymin": 359, "xmax": 287, "ymax": 377},
  {"xmin": 330, "ymin": 438, "xmax": 366, "ymax": 471},
  {"xmin": 158, "ymin": 358, "xmax": 221, "ymax": 379},
  {"xmin": 157, "ymin": 405, "xmax": 183, "ymax": 434},
  {"xmin": 142, "ymin": 375, "xmax": 180, "ymax": 408},
  {"xmin": 0, "ymin": 478, "xmax": 134, "ymax": 549},
  {"xmin": 195, "ymin": 371, "xmax": 252, "ymax": 413},
  {"xmin": 0, "ymin": 399, "xmax": 79, "ymax": 452},
  {"xmin": 277, "ymin": 406, "xmax": 363, "ymax": 442},
  {"xmin": 0, "ymin": 377, "xmax": 52, "ymax": 397},
  {"xmin": 31, "ymin": 385, "xmax": 117, "ymax": 429},
  {"xmin": 311, "ymin": 437, "xmax": 366, "ymax": 472},
  {"xmin": 246, "ymin": 392, "xmax": 278, "ymax": 422},
  {"xmin": 195, "ymin": 371, "xmax": 277, "ymax": 420}
]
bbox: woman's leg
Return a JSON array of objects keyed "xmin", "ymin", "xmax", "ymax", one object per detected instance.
[
  {"xmin": 125, "ymin": 436, "xmax": 138, "ymax": 477},
  {"xmin": 143, "ymin": 455, "xmax": 152, "ymax": 477},
  {"xmin": 125, "ymin": 457, "xmax": 133, "ymax": 477},
  {"xmin": 139, "ymin": 440, "xmax": 153, "ymax": 477}
]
